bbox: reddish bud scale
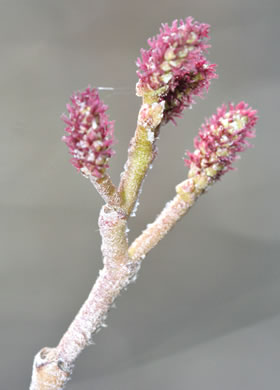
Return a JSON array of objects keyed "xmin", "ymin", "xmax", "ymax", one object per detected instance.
[
  {"xmin": 185, "ymin": 102, "xmax": 257, "ymax": 179},
  {"xmin": 163, "ymin": 58, "xmax": 217, "ymax": 124},
  {"xmin": 62, "ymin": 87, "xmax": 114, "ymax": 178},
  {"xmin": 136, "ymin": 17, "xmax": 217, "ymax": 123}
]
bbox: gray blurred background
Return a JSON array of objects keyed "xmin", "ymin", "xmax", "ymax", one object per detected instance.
[{"xmin": 1, "ymin": 0, "xmax": 279, "ymax": 388}]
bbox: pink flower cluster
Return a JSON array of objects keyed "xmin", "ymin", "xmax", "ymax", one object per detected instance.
[
  {"xmin": 185, "ymin": 102, "xmax": 257, "ymax": 179},
  {"xmin": 62, "ymin": 87, "xmax": 114, "ymax": 178},
  {"xmin": 136, "ymin": 17, "xmax": 217, "ymax": 123}
]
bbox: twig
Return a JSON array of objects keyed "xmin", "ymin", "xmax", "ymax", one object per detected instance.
[
  {"xmin": 29, "ymin": 17, "xmax": 257, "ymax": 389},
  {"xmin": 118, "ymin": 100, "xmax": 165, "ymax": 215},
  {"xmin": 90, "ymin": 174, "xmax": 121, "ymax": 209}
]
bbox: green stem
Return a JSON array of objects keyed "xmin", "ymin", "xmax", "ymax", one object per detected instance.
[{"xmin": 118, "ymin": 100, "xmax": 165, "ymax": 216}]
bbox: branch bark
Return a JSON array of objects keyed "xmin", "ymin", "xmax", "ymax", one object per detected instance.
[
  {"xmin": 30, "ymin": 205, "xmax": 141, "ymax": 389},
  {"xmin": 89, "ymin": 174, "xmax": 121, "ymax": 209},
  {"xmin": 118, "ymin": 100, "xmax": 165, "ymax": 215},
  {"xmin": 128, "ymin": 174, "xmax": 210, "ymax": 260}
]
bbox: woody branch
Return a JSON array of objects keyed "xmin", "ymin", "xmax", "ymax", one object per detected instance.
[{"xmin": 30, "ymin": 17, "xmax": 257, "ymax": 390}]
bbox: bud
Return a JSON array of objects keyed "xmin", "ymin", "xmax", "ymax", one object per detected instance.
[
  {"xmin": 185, "ymin": 102, "xmax": 257, "ymax": 179},
  {"xmin": 136, "ymin": 17, "xmax": 217, "ymax": 123},
  {"xmin": 62, "ymin": 87, "xmax": 114, "ymax": 178}
]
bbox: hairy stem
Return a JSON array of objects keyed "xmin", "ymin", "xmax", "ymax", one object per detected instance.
[
  {"xmin": 128, "ymin": 173, "xmax": 211, "ymax": 261},
  {"xmin": 30, "ymin": 260, "xmax": 140, "ymax": 390},
  {"xmin": 30, "ymin": 205, "xmax": 140, "ymax": 389},
  {"xmin": 90, "ymin": 174, "xmax": 121, "ymax": 209},
  {"xmin": 30, "ymin": 166, "xmax": 211, "ymax": 389},
  {"xmin": 118, "ymin": 100, "xmax": 165, "ymax": 215}
]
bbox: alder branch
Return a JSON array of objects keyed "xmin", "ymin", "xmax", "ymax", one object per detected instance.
[{"xmin": 29, "ymin": 16, "xmax": 257, "ymax": 390}]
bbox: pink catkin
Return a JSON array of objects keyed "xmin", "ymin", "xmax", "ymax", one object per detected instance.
[
  {"xmin": 185, "ymin": 102, "xmax": 258, "ymax": 178},
  {"xmin": 136, "ymin": 17, "xmax": 217, "ymax": 123},
  {"xmin": 62, "ymin": 87, "xmax": 114, "ymax": 178}
]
